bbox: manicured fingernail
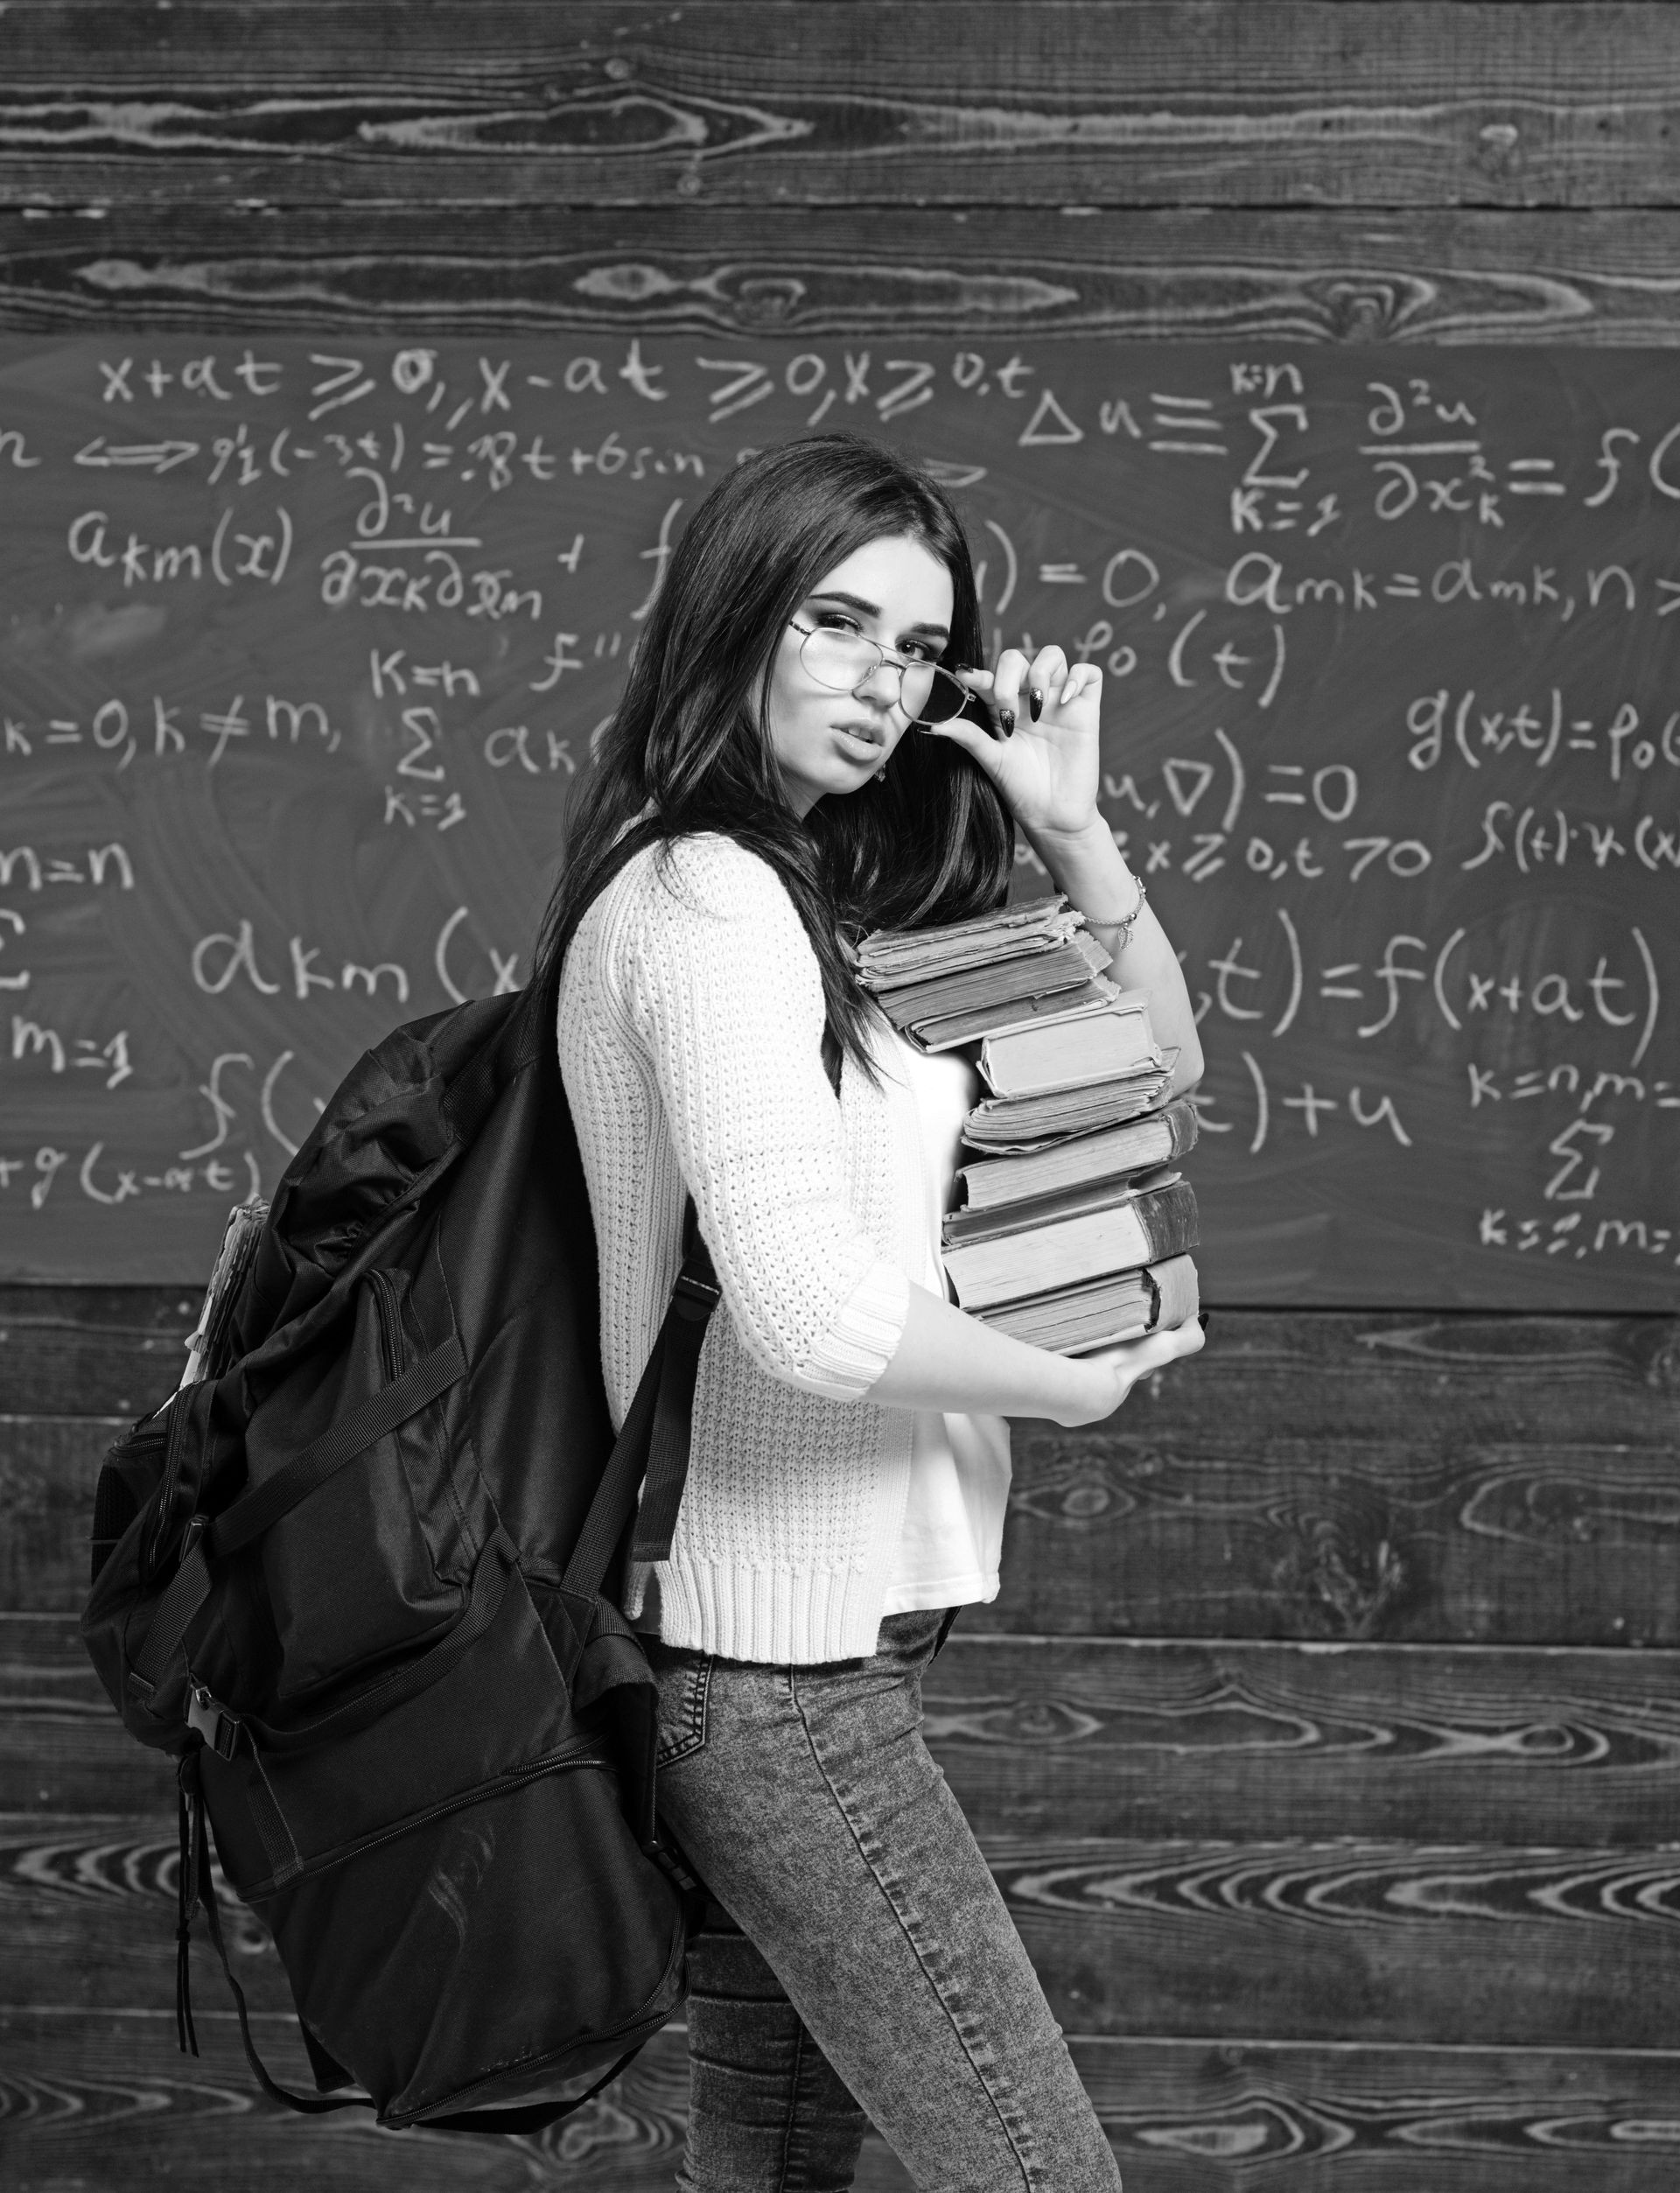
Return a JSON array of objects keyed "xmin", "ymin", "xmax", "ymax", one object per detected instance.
[
  {"xmin": 998, "ymin": 707, "xmax": 1016, "ymax": 737},
  {"xmin": 1028, "ymin": 685, "xmax": 1044, "ymax": 722},
  {"xmin": 1061, "ymin": 679, "xmax": 1078, "ymax": 705}
]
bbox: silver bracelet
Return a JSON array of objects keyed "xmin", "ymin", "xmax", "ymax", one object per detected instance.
[{"xmin": 1087, "ymin": 873, "xmax": 1148, "ymax": 949}]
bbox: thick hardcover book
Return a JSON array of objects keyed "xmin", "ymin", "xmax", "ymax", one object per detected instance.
[
  {"xmin": 911, "ymin": 977, "xmax": 1117, "ymax": 1054},
  {"xmin": 876, "ymin": 929, "xmax": 1111, "ymax": 1033},
  {"xmin": 962, "ymin": 1056, "xmax": 1177, "ymax": 1152},
  {"xmin": 978, "ymin": 992, "xmax": 1159, "ymax": 1097},
  {"xmin": 856, "ymin": 894, "xmax": 1073, "ymax": 988},
  {"xmin": 976, "ymin": 1253, "xmax": 1200, "ymax": 1353},
  {"xmin": 942, "ymin": 1179, "xmax": 1200, "ymax": 1311},
  {"xmin": 942, "ymin": 1168, "xmax": 1180, "ymax": 1251},
  {"xmin": 957, "ymin": 1096, "xmax": 1200, "ymax": 1212}
]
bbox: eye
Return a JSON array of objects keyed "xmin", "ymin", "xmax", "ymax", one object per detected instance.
[
  {"xmin": 898, "ymin": 638, "xmax": 942, "ymax": 664},
  {"xmin": 813, "ymin": 608, "xmax": 863, "ymax": 635}
]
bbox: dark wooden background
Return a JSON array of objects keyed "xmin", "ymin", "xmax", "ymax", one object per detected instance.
[{"xmin": 4, "ymin": 6, "xmax": 1679, "ymax": 2188}]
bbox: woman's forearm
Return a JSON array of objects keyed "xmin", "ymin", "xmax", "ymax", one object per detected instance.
[
  {"xmin": 867, "ymin": 1278, "xmax": 1201, "ymax": 1427},
  {"xmin": 1024, "ymin": 817, "xmax": 1204, "ymax": 1094}
]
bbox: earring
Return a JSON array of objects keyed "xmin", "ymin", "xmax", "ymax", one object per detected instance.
[{"xmin": 873, "ymin": 764, "xmax": 886, "ymax": 783}]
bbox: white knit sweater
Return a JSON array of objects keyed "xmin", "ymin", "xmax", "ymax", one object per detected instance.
[{"xmin": 557, "ymin": 832, "xmax": 925, "ymax": 1663}]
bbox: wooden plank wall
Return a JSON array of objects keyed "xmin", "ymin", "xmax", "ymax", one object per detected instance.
[{"xmin": 4, "ymin": 7, "xmax": 1679, "ymax": 2187}]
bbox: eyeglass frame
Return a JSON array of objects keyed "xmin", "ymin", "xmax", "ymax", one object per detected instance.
[{"xmin": 786, "ymin": 620, "xmax": 971, "ymax": 726}]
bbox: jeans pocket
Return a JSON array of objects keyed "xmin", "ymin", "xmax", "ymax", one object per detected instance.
[{"xmin": 654, "ymin": 1652, "xmax": 713, "ymax": 1769}]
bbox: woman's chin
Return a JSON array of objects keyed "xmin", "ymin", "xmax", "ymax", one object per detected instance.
[
  {"xmin": 783, "ymin": 746, "xmax": 886, "ymax": 812},
  {"xmin": 822, "ymin": 750, "xmax": 882, "ymax": 795}
]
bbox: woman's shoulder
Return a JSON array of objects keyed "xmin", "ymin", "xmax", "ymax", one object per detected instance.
[
  {"xmin": 570, "ymin": 833, "xmax": 813, "ymax": 1012},
  {"xmin": 605, "ymin": 830, "xmax": 803, "ymax": 934},
  {"xmin": 570, "ymin": 830, "xmax": 824, "ymax": 1046}
]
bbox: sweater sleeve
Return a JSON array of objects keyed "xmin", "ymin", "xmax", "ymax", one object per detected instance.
[{"xmin": 613, "ymin": 836, "xmax": 909, "ymax": 1400}]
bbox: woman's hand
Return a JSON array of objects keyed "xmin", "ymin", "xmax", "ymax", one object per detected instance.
[
  {"xmin": 927, "ymin": 646, "xmax": 1103, "ymax": 847},
  {"xmin": 1044, "ymin": 1317, "xmax": 1206, "ymax": 1428},
  {"xmin": 869, "ymin": 1281, "xmax": 1205, "ymax": 1426}
]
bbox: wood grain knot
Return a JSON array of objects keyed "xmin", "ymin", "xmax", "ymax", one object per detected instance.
[
  {"xmin": 1273, "ymin": 1517, "xmax": 1406, "ymax": 1640},
  {"xmin": 732, "ymin": 276, "xmax": 805, "ymax": 324},
  {"xmin": 1634, "ymin": 1321, "xmax": 1680, "ymax": 1391},
  {"xmin": 1124, "ymin": 2097, "xmax": 1310, "ymax": 2162},
  {"xmin": 1008, "ymin": 1436, "xmax": 1158, "ymax": 1524},
  {"xmin": 1476, "ymin": 119, "xmax": 1522, "ymax": 179},
  {"xmin": 1311, "ymin": 276, "xmax": 1433, "ymax": 341}
]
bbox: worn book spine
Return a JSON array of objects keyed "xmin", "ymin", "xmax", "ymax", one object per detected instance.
[
  {"xmin": 1148, "ymin": 1251, "xmax": 1200, "ymax": 1334},
  {"xmin": 943, "ymin": 1169, "xmax": 1152, "ymax": 1249},
  {"xmin": 975, "ymin": 1274, "xmax": 1152, "ymax": 1347},
  {"xmin": 877, "ymin": 934, "xmax": 1110, "ymax": 1030},
  {"xmin": 943, "ymin": 1179, "xmax": 1200, "ymax": 1311},
  {"xmin": 910, "ymin": 977, "xmax": 1118, "ymax": 1054},
  {"xmin": 961, "ymin": 1065, "xmax": 1175, "ymax": 1149},
  {"xmin": 856, "ymin": 893, "xmax": 1068, "ymax": 982},
  {"xmin": 959, "ymin": 1092, "xmax": 1201, "ymax": 1210},
  {"xmin": 973, "ymin": 1251, "xmax": 1200, "ymax": 1351},
  {"xmin": 861, "ymin": 921, "xmax": 1078, "ymax": 995},
  {"xmin": 960, "ymin": 1091, "xmax": 1193, "ymax": 1210},
  {"xmin": 1158, "ymin": 1095, "xmax": 1200, "ymax": 1163},
  {"xmin": 977, "ymin": 1005, "xmax": 1159, "ymax": 1098}
]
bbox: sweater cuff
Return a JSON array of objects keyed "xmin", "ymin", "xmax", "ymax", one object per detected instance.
[{"xmin": 799, "ymin": 1257, "xmax": 910, "ymax": 1401}]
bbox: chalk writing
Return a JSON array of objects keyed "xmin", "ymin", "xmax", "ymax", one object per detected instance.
[{"xmin": 1, "ymin": 335, "xmax": 1676, "ymax": 1307}]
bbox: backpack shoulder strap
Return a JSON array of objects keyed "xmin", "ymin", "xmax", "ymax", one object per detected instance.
[
  {"xmin": 629, "ymin": 1199, "xmax": 718, "ymax": 1566},
  {"xmin": 558, "ymin": 1199, "xmax": 718, "ymax": 1631}
]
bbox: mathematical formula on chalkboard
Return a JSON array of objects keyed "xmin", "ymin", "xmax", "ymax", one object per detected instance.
[{"xmin": 0, "ymin": 335, "xmax": 1675, "ymax": 1305}]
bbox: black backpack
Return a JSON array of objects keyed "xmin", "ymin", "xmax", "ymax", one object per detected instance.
[{"xmin": 80, "ymin": 987, "xmax": 720, "ymax": 2131}]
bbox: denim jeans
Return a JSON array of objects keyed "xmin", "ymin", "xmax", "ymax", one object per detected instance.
[{"xmin": 648, "ymin": 1608, "xmax": 1121, "ymax": 2193}]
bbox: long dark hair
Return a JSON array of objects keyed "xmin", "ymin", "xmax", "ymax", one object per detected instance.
[{"xmin": 527, "ymin": 432, "xmax": 1013, "ymax": 1069}]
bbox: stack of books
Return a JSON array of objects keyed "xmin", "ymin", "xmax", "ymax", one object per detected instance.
[{"xmin": 857, "ymin": 895, "xmax": 1200, "ymax": 1356}]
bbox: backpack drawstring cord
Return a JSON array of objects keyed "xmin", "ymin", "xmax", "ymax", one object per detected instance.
[{"xmin": 176, "ymin": 1748, "xmax": 203, "ymax": 2056}]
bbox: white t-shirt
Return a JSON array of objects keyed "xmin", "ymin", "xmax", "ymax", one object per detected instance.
[{"xmin": 880, "ymin": 1037, "xmax": 1012, "ymax": 1615}]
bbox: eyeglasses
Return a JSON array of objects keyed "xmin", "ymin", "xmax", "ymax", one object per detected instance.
[{"xmin": 788, "ymin": 622, "xmax": 970, "ymax": 728}]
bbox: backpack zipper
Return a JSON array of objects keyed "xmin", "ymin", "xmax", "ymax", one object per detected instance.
[
  {"xmin": 245, "ymin": 1735, "xmax": 612, "ymax": 1895},
  {"xmin": 367, "ymin": 1267, "xmax": 404, "ymax": 1385},
  {"xmin": 411, "ymin": 1991, "xmax": 680, "ymax": 2127}
]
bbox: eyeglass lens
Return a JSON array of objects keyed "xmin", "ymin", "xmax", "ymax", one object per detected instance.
[{"xmin": 799, "ymin": 628, "xmax": 969, "ymax": 726}]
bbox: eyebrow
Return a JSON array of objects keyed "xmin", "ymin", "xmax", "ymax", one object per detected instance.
[{"xmin": 807, "ymin": 588, "xmax": 950, "ymax": 639}]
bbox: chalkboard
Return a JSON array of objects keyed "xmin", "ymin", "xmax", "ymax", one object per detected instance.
[{"xmin": 0, "ymin": 334, "xmax": 1675, "ymax": 1307}]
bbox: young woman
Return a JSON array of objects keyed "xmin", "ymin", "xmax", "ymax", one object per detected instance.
[{"xmin": 537, "ymin": 434, "xmax": 1204, "ymax": 2192}]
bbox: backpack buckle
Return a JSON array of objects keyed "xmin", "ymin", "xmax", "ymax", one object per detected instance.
[
  {"xmin": 186, "ymin": 1684, "xmax": 242, "ymax": 1762},
  {"xmin": 673, "ymin": 1270, "xmax": 721, "ymax": 1318}
]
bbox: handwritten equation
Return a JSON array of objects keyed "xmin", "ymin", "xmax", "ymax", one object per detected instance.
[{"xmin": 0, "ymin": 336, "xmax": 1676, "ymax": 1306}]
